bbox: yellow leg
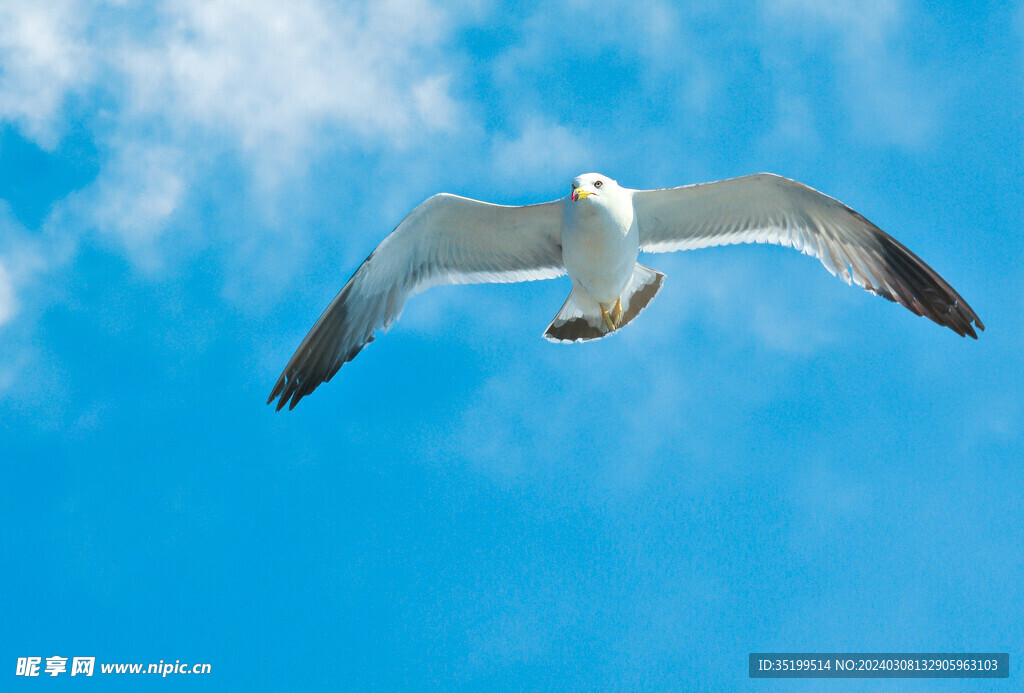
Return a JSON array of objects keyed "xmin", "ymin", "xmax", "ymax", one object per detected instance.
[
  {"xmin": 612, "ymin": 298, "xmax": 623, "ymax": 327},
  {"xmin": 601, "ymin": 304, "xmax": 615, "ymax": 331}
]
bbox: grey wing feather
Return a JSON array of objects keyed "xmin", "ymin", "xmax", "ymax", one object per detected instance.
[
  {"xmin": 268, "ymin": 194, "xmax": 565, "ymax": 410},
  {"xmin": 633, "ymin": 173, "xmax": 983, "ymax": 338}
]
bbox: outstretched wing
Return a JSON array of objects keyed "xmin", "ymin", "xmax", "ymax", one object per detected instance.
[
  {"xmin": 633, "ymin": 173, "xmax": 983, "ymax": 338},
  {"xmin": 269, "ymin": 194, "xmax": 565, "ymax": 410}
]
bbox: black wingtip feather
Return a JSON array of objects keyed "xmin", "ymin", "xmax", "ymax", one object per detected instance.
[
  {"xmin": 869, "ymin": 230, "xmax": 984, "ymax": 340},
  {"xmin": 267, "ymin": 331, "xmax": 375, "ymax": 411}
]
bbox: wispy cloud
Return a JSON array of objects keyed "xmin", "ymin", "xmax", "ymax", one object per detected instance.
[
  {"xmin": 491, "ymin": 116, "xmax": 594, "ymax": 191},
  {"xmin": 636, "ymin": 251, "xmax": 850, "ymax": 357},
  {"xmin": 0, "ymin": 260, "xmax": 14, "ymax": 327},
  {"xmin": 0, "ymin": 203, "xmax": 75, "ymax": 415},
  {"xmin": 120, "ymin": 0, "xmax": 465, "ymax": 164},
  {"xmin": 760, "ymin": 0, "xmax": 940, "ymax": 148},
  {"xmin": 487, "ymin": 2, "xmax": 716, "ymax": 122},
  {"xmin": 4, "ymin": 0, "xmax": 475, "ymax": 194},
  {"xmin": 763, "ymin": 91, "xmax": 820, "ymax": 155},
  {"xmin": 0, "ymin": 0, "xmax": 92, "ymax": 150},
  {"xmin": 0, "ymin": 0, "xmax": 478, "ymax": 334},
  {"xmin": 84, "ymin": 142, "xmax": 187, "ymax": 271},
  {"xmin": 0, "ymin": 0, "xmax": 490, "ymax": 404},
  {"xmin": 0, "ymin": 203, "xmax": 57, "ymax": 327}
]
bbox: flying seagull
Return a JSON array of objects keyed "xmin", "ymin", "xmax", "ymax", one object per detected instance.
[{"xmin": 268, "ymin": 173, "xmax": 983, "ymax": 410}]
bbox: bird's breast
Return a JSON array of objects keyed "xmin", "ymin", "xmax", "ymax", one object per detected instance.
[{"xmin": 561, "ymin": 202, "xmax": 639, "ymax": 303}]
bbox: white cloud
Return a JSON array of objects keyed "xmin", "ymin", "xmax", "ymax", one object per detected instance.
[
  {"xmin": 0, "ymin": 0, "xmax": 494, "ymax": 403},
  {"xmin": 0, "ymin": 207, "xmax": 75, "ymax": 410},
  {"xmin": 0, "ymin": 205, "xmax": 57, "ymax": 328},
  {"xmin": 0, "ymin": 261, "xmax": 15, "ymax": 326},
  {"xmin": 85, "ymin": 143, "xmax": 187, "ymax": 271},
  {"xmin": 412, "ymin": 75, "xmax": 460, "ymax": 132},
  {"xmin": 0, "ymin": 0, "xmax": 476, "ymax": 315},
  {"xmin": 0, "ymin": 0, "xmax": 92, "ymax": 150},
  {"xmin": 2, "ymin": 0, "xmax": 472, "ymax": 211},
  {"xmin": 491, "ymin": 116, "xmax": 594, "ymax": 191},
  {"xmin": 122, "ymin": 0, "xmax": 464, "ymax": 164}
]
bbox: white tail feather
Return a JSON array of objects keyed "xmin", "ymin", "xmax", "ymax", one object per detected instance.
[{"xmin": 543, "ymin": 264, "xmax": 665, "ymax": 343}]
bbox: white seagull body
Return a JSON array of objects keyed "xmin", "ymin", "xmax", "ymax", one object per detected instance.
[{"xmin": 269, "ymin": 173, "xmax": 983, "ymax": 410}]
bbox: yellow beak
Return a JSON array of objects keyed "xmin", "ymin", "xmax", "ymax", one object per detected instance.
[{"xmin": 572, "ymin": 189, "xmax": 591, "ymax": 201}]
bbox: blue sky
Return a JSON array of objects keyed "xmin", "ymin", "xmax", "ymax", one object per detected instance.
[{"xmin": 2, "ymin": 0, "xmax": 1022, "ymax": 689}]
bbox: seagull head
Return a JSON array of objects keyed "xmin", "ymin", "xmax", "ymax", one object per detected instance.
[{"xmin": 571, "ymin": 173, "xmax": 619, "ymax": 202}]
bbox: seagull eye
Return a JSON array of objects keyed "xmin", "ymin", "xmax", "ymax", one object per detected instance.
[{"xmin": 595, "ymin": 180, "xmax": 603, "ymax": 188}]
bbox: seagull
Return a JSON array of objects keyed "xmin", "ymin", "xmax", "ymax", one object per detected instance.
[{"xmin": 268, "ymin": 173, "xmax": 983, "ymax": 410}]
